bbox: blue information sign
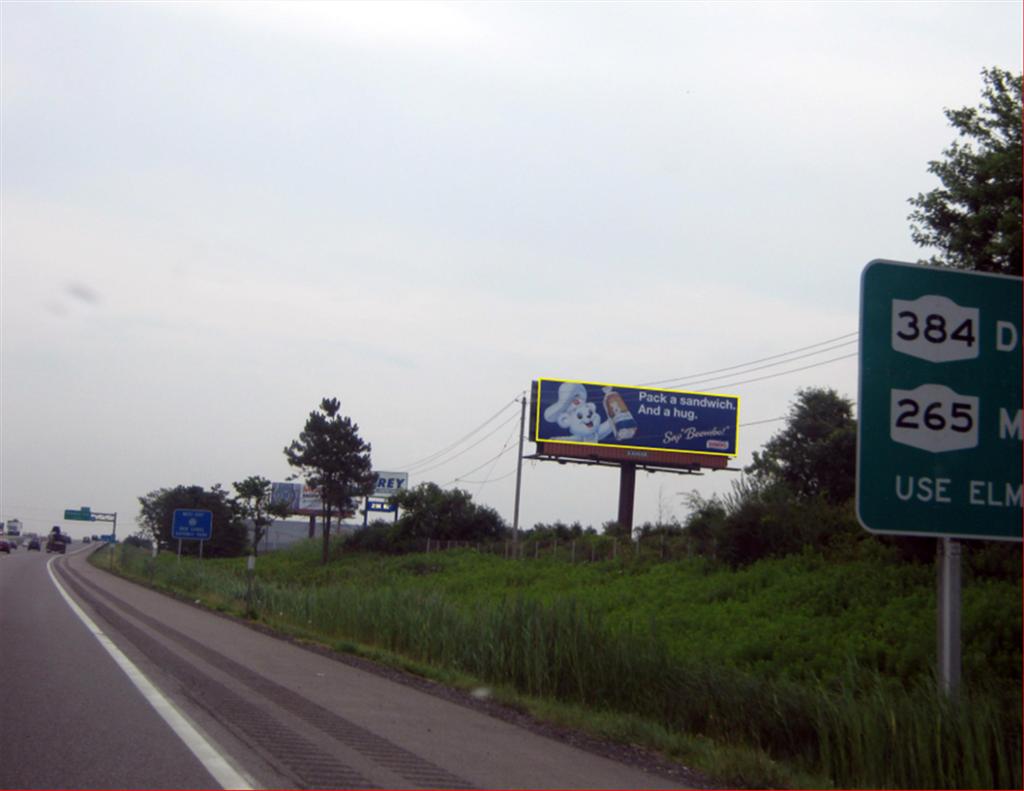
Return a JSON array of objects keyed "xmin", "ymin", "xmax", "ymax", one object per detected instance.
[
  {"xmin": 367, "ymin": 499, "xmax": 397, "ymax": 513},
  {"xmin": 171, "ymin": 509, "xmax": 213, "ymax": 541}
]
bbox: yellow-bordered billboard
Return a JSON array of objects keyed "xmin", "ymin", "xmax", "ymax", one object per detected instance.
[{"xmin": 532, "ymin": 378, "xmax": 740, "ymax": 458}]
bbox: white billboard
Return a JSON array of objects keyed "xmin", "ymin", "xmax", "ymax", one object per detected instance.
[{"xmin": 373, "ymin": 472, "xmax": 409, "ymax": 498}]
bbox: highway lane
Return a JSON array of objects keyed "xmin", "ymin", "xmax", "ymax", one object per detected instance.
[
  {"xmin": 2, "ymin": 545, "xmax": 690, "ymax": 789},
  {"xmin": 0, "ymin": 545, "xmax": 226, "ymax": 789}
]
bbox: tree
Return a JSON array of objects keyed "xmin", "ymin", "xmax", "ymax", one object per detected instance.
[
  {"xmin": 284, "ymin": 398, "xmax": 375, "ymax": 565},
  {"xmin": 137, "ymin": 484, "xmax": 248, "ymax": 557},
  {"xmin": 745, "ymin": 387, "xmax": 856, "ymax": 505},
  {"xmin": 908, "ymin": 67, "xmax": 1022, "ymax": 276},
  {"xmin": 392, "ymin": 482, "xmax": 506, "ymax": 544},
  {"xmin": 233, "ymin": 475, "xmax": 292, "ymax": 557}
]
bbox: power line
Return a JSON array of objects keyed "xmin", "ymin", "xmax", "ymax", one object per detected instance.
[
  {"xmin": 399, "ymin": 396, "xmax": 520, "ymax": 471},
  {"xmin": 641, "ymin": 331, "xmax": 859, "ymax": 388},
  {"xmin": 671, "ymin": 339, "xmax": 858, "ymax": 391},
  {"xmin": 472, "ymin": 424, "xmax": 519, "ymax": 496},
  {"xmin": 408, "ymin": 412, "xmax": 520, "ymax": 476},
  {"xmin": 454, "ymin": 468, "xmax": 518, "ymax": 486},
  {"xmin": 441, "ymin": 444, "xmax": 519, "ymax": 487},
  {"xmin": 740, "ymin": 416, "xmax": 786, "ymax": 427},
  {"xmin": 707, "ymin": 352, "xmax": 858, "ymax": 390}
]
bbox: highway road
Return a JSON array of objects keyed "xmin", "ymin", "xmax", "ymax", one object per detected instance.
[{"xmin": 0, "ymin": 545, "xmax": 692, "ymax": 789}]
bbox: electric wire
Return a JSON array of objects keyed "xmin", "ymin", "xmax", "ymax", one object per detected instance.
[
  {"xmin": 668, "ymin": 339, "xmax": 858, "ymax": 391},
  {"xmin": 640, "ymin": 331, "xmax": 859, "ymax": 388},
  {"xmin": 706, "ymin": 352, "xmax": 858, "ymax": 390},
  {"xmin": 399, "ymin": 396, "xmax": 520, "ymax": 471},
  {"xmin": 440, "ymin": 443, "xmax": 519, "ymax": 487},
  {"xmin": 454, "ymin": 468, "xmax": 519, "ymax": 485},
  {"xmin": 406, "ymin": 412, "xmax": 520, "ymax": 476},
  {"xmin": 472, "ymin": 424, "xmax": 519, "ymax": 496}
]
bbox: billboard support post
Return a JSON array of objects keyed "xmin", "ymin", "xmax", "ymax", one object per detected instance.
[
  {"xmin": 617, "ymin": 463, "xmax": 636, "ymax": 534},
  {"xmin": 937, "ymin": 538, "xmax": 962, "ymax": 696}
]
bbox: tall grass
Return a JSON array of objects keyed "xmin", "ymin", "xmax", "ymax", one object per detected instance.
[{"xmin": 103, "ymin": 543, "xmax": 1021, "ymax": 788}]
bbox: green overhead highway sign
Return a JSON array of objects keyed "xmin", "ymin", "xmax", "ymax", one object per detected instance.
[
  {"xmin": 857, "ymin": 260, "xmax": 1022, "ymax": 541},
  {"xmin": 64, "ymin": 507, "xmax": 95, "ymax": 521}
]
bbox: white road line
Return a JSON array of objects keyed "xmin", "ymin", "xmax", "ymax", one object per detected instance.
[{"xmin": 47, "ymin": 556, "xmax": 254, "ymax": 790}]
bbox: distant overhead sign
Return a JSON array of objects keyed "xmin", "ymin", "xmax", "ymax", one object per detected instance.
[{"xmin": 64, "ymin": 507, "xmax": 95, "ymax": 521}]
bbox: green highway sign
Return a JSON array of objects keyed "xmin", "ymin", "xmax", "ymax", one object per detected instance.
[
  {"xmin": 857, "ymin": 260, "xmax": 1022, "ymax": 541},
  {"xmin": 64, "ymin": 507, "xmax": 95, "ymax": 522}
]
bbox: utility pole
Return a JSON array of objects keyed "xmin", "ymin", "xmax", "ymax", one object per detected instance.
[{"xmin": 512, "ymin": 394, "xmax": 526, "ymax": 541}]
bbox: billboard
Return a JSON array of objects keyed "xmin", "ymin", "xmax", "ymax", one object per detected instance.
[
  {"xmin": 373, "ymin": 472, "xmax": 409, "ymax": 498},
  {"xmin": 270, "ymin": 482, "xmax": 325, "ymax": 516},
  {"xmin": 533, "ymin": 378, "xmax": 740, "ymax": 460}
]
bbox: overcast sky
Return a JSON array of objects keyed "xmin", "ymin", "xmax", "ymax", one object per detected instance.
[{"xmin": 2, "ymin": 1, "xmax": 1021, "ymax": 539}]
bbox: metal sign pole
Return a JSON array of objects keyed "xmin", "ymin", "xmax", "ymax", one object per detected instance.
[{"xmin": 937, "ymin": 537, "xmax": 962, "ymax": 696}]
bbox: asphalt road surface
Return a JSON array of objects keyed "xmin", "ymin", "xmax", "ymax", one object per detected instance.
[{"xmin": 0, "ymin": 545, "xmax": 693, "ymax": 789}]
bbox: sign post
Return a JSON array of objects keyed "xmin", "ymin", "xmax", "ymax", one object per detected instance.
[{"xmin": 857, "ymin": 259, "xmax": 1022, "ymax": 694}]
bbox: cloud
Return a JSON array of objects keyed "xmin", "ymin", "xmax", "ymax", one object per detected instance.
[{"xmin": 66, "ymin": 282, "xmax": 100, "ymax": 304}]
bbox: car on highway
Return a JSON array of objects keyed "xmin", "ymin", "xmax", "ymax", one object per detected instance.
[
  {"xmin": 0, "ymin": 540, "xmax": 10, "ymax": 554},
  {"xmin": 27, "ymin": 538, "xmax": 41, "ymax": 551},
  {"xmin": 46, "ymin": 536, "xmax": 66, "ymax": 554}
]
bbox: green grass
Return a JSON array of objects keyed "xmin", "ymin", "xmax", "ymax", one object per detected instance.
[{"xmin": 95, "ymin": 541, "xmax": 1021, "ymax": 788}]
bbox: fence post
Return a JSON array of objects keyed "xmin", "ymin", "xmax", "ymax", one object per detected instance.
[{"xmin": 571, "ymin": 540, "xmax": 576, "ymax": 564}]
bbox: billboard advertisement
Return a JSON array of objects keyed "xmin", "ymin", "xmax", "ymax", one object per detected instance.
[
  {"xmin": 270, "ymin": 482, "xmax": 325, "ymax": 516},
  {"xmin": 533, "ymin": 378, "xmax": 740, "ymax": 458},
  {"xmin": 373, "ymin": 472, "xmax": 409, "ymax": 498}
]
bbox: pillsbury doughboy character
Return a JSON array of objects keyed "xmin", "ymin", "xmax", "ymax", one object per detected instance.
[{"xmin": 543, "ymin": 382, "xmax": 613, "ymax": 442}]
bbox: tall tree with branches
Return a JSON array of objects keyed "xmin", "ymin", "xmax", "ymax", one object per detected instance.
[
  {"xmin": 908, "ymin": 67, "xmax": 1022, "ymax": 276},
  {"xmin": 233, "ymin": 475, "xmax": 292, "ymax": 556},
  {"xmin": 284, "ymin": 398, "xmax": 375, "ymax": 564}
]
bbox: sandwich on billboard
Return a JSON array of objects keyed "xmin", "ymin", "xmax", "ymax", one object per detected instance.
[{"xmin": 532, "ymin": 378, "xmax": 740, "ymax": 461}]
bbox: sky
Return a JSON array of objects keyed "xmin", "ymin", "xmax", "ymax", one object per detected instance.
[{"xmin": 2, "ymin": 1, "xmax": 1021, "ymax": 540}]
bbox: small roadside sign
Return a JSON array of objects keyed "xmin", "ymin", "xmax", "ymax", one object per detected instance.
[{"xmin": 171, "ymin": 509, "xmax": 213, "ymax": 541}]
